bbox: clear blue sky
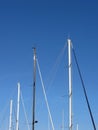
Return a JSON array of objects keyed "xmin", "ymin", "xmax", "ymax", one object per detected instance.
[{"xmin": 0, "ymin": 0, "xmax": 98, "ymax": 130}]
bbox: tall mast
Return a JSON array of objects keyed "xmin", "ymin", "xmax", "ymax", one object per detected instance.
[
  {"xmin": 9, "ymin": 100, "xmax": 13, "ymax": 130},
  {"xmin": 32, "ymin": 48, "xmax": 36, "ymax": 130},
  {"xmin": 16, "ymin": 82, "xmax": 20, "ymax": 130},
  {"xmin": 68, "ymin": 39, "xmax": 72, "ymax": 130},
  {"xmin": 76, "ymin": 124, "xmax": 78, "ymax": 130}
]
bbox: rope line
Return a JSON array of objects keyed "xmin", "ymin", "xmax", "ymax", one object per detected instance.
[
  {"xmin": 46, "ymin": 42, "xmax": 67, "ymax": 92},
  {"xmin": 72, "ymin": 48, "xmax": 96, "ymax": 130},
  {"xmin": 36, "ymin": 59, "xmax": 55, "ymax": 130},
  {"xmin": 21, "ymin": 91, "xmax": 30, "ymax": 130}
]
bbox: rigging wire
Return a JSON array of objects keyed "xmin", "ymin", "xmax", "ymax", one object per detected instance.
[
  {"xmin": 36, "ymin": 58, "xmax": 55, "ymax": 130},
  {"xmin": 0, "ymin": 101, "xmax": 9, "ymax": 129},
  {"xmin": 13, "ymin": 102, "xmax": 17, "ymax": 128},
  {"xmin": 0, "ymin": 84, "xmax": 17, "ymax": 129},
  {"xmin": 20, "ymin": 90, "xmax": 30, "ymax": 130},
  {"xmin": 72, "ymin": 47, "xmax": 96, "ymax": 130},
  {"xmin": 46, "ymin": 42, "xmax": 67, "ymax": 92}
]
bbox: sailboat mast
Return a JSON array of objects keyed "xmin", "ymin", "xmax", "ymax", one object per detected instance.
[
  {"xmin": 76, "ymin": 124, "xmax": 78, "ymax": 130},
  {"xmin": 68, "ymin": 39, "xmax": 72, "ymax": 130},
  {"xmin": 32, "ymin": 48, "xmax": 36, "ymax": 130},
  {"xmin": 16, "ymin": 83, "xmax": 20, "ymax": 130},
  {"xmin": 9, "ymin": 100, "xmax": 13, "ymax": 130}
]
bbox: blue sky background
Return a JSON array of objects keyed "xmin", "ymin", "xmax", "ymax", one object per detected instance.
[{"xmin": 0, "ymin": 0, "xmax": 98, "ymax": 130}]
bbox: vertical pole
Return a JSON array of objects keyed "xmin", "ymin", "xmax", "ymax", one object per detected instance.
[
  {"xmin": 68, "ymin": 39, "xmax": 72, "ymax": 130},
  {"xmin": 16, "ymin": 82, "xmax": 20, "ymax": 130},
  {"xmin": 9, "ymin": 100, "xmax": 13, "ymax": 130},
  {"xmin": 76, "ymin": 124, "xmax": 78, "ymax": 130},
  {"xmin": 32, "ymin": 48, "xmax": 36, "ymax": 130}
]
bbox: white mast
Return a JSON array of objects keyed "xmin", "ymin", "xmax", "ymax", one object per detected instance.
[
  {"xmin": 76, "ymin": 124, "xmax": 78, "ymax": 130},
  {"xmin": 68, "ymin": 39, "xmax": 72, "ymax": 130},
  {"xmin": 16, "ymin": 82, "xmax": 20, "ymax": 130},
  {"xmin": 9, "ymin": 100, "xmax": 13, "ymax": 130}
]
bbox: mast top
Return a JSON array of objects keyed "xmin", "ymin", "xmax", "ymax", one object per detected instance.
[
  {"xmin": 33, "ymin": 47, "xmax": 36, "ymax": 61},
  {"xmin": 68, "ymin": 38, "xmax": 71, "ymax": 42},
  {"xmin": 68, "ymin": 39, "xmax": 73, "ymax": 49}
]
